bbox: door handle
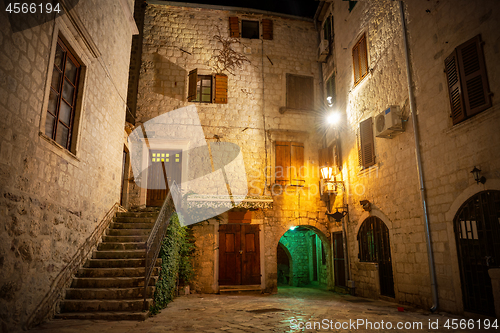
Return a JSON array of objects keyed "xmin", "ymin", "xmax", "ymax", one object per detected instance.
[{"xmin": 239, "ymin": 250, "xmax": 243, "ymax": 255}]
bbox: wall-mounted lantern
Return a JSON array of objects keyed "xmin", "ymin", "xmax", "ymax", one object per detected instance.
[{"xmin": 471, "ymin": 166, "xmax": 486, "ymax": 184}]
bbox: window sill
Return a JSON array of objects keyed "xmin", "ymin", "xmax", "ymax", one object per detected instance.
[
  {"xmin": 39, "ymin": 132, "xmax": 80, "ymax": 165},
  {"xmin": 444, "ymin": 104, "xmax": 500, "ymax": 136},
  {"xmin": 357, "ymin": 163, "xmax": 379, "ymax": 177},
  {"xmin": 349, "ymin": 70, "xmax": 372, "ymax": 94},
  {"xmin": 279, "ymin": 107, "xmax": 317, "ymax": 114}
]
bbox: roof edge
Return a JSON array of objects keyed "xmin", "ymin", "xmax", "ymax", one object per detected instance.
[{"xmin": 147, "ymin": 0, "xmax": 314, "ymax": 22}]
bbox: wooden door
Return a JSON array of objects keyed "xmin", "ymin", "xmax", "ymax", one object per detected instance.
[
  {"xmin": 219, "ymin": 224, "xmax": 260, "ymax": 285},
  {"xmin": 146, "ymin": 150, "xmax": 182, "ymax": 207},
  {"xmin": 333, "ymin": 232, "xmax": 346, "ymax": 287}
]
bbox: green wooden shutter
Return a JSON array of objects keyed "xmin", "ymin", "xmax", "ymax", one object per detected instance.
[
  {"xmin": 213, "ymin": 74, "xmax": 228, "ymax": 104},
  {"xmin": 456, "ymin": 35, "xmax": 491, "ymax": 117},
  {"xmin": 262, "ymin": 19, "xmax": 273, "ymax": 40},
  {"xmin": 187, "ymin": 69, "xmax": 198, "ymax": 101},
  {"xmin": 229, "ymin": 17, "xmax": 240, "ymax": 38}
]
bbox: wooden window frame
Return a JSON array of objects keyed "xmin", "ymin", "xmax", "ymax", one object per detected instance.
[
  {"xmin": 229, "ymin": 17, "xmax": 273, "ymax": 40},
  {"xmin": 275, "ymin": 141, "xmax": 305, "ymax": 187},
  {"xmin": 445, "ymin": 34, "xmax": 492, "ymax": 125},
  {"xmin": 352, "ymin": 33, "xmax": 368, "ymax": 87},
  {"xmin": 358, "ymin": 117, "xmax": 375, "ymax": 169},
  {"xmin": 194, "ymin": 74, "xmax": 212, "ymax": 103},
  {"xmin": 44, "ymin": 37, "xmax": 81, "ymax": 151}
]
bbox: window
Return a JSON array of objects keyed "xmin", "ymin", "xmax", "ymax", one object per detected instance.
[
  {"xmin": 187, "ymin": 69, "xmax": 227, "ymax": 104},
  {"xmin": 286, "ymin": 74, "xmax": 314, "ymax": 111},
  {"xmin": 358, "ymin": 117, "xmax": 375, "ymax": 169},
  {"xmin": 228, "ymin": 17, "xmax": 273, "ymax": 40},
  {"xmin": 44, "ymin": 37, "xmax": 81, "ymax": 150},
  {"xmin": 343, "ymin": 0, "xmax": 357, "ymax": 12},
  {"xmin": 242, "ymin": 20, "xmax": 259, "ymax": 39},
  {"xmin": 352, "ymin": 34, "xmax": 368, "ymax": 86},
  {"xmin": 326, "ymin": 74, "xmax": 335, "ymax": 106},
  {"xmin": 275, "ymin": 141, "xmax": 304, "ymax": 186},
  {"xmin": 357, "ymin": 217, "xmax": 390, "ymax": 262},
  {"xmin": 323, "ymin": 15, "xmax": 333, "ymax": 43},
  {"xmin": 445, "ymin": 34, "xmax": 491, "ymax": 125}
]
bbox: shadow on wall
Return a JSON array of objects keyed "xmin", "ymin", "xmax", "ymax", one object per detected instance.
[{"xmin": 153, "ymin": 53, "xmax": 186, "ymax": 100}]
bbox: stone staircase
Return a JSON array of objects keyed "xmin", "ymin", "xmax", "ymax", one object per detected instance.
[{"xmin": 55, "ymin": 210, "xmax": 161, "ymax": 320}]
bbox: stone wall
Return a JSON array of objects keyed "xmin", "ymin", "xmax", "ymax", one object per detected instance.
[
  {"xmin": 0, "ymin": 1, "xmax": 135, "ymax": 331},
  {"xmin": 323, "ymin": 0, "xmax": 500, "ymax": 314}
]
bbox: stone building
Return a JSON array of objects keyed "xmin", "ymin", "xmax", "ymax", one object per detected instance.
[
  {"xmin": 317, "ymin": 0, "xmax": 500, "ymax": 317},
  {"xmin": 1, "ymin": 0, "xmax": 499, "ymax": 330},
  {"xmin": 0, "ymin": 0, "xmax": 137, "ymax": 331},
  {"xmin": 130, "ymin": 1, "xmax": 332, "ymax": 295}
]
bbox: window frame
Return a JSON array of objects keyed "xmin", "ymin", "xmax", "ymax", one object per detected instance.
[
  {"xmin": 193, "ymin": 74, "xmax": 213, "ymax": 103},
  {"xmin": 352, "ymin": 33, "xmax": 368, "ymax": 87},
  {"xmin": 241, "ymin": 19, "xmax": 260, "ymax": 39},
  {"xmin": 187, "ymin": 69, "xmax": 228, "ymax": 104},
  {"xmin": 44, "ymin": 37, "xmax": 81, "ymax": 151}
]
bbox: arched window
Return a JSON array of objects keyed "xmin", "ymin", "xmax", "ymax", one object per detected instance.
[{"xmin": 358, "ymin": 216, "xmax": 389, "ymax": 262}]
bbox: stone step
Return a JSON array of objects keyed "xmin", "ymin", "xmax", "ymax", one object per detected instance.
[
  {"xmin": 109, "ymin": 222, "xmax": 155, "ymax": 229},
  {"xmin": 113, "ymin": 216, "xmax": 157, "ymax": 223},
  {"xmin": 107, "ymin": 229, "xmax": 151, "ymax": 236},
  {"xmin": 86, "ymin": 258, "xmax": 161, "ymax": 268},
  {"xmin": 54, "ymin": 311, "xmax": 149, "ymax": 321},
  {"xmin": 219, "ymin": 285, "xmax": 262, "ymax": 295},
  {"xmin": 76, "ymin": 267, "xmax": 160, "ymax": 278},
  {"xmin": 93, "ymin": 250, "xmax": 146, "ymax": 260},
  {"xmin": 103, "ymin": 235, "xmax": 149, "ymax": 243},
  {"xmin": 65, "ymin": 286, "xmax": 154, "ymax": 300},
  {"xmin": 98, "ymin": 242, "xmax": 146, "ymax": 251},
  {"xmin": 116, "ymin": 211, "xmax": 158, "ymax": 218},
  {"xmin": 70, "ymin": 276, "xmax": 158, "ymax": 289},
  {"xmin": 60, "ymin": 299, "xmax": 152, "ymax": 312}
]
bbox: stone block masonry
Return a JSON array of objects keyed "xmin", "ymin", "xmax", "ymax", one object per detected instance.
[{"xmin": 0, "ymin": 0, "xmax": 135, "ymax": 331}]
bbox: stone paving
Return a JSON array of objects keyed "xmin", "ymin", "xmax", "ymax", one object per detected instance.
[{"xmin": 27, "ymin": 286, "xmax": 491, "ymax": 333}]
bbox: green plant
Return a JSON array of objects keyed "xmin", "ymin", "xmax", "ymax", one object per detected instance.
[{"xmin": 149, "ymin": 214, "xmax": 195, "ymax": 314}]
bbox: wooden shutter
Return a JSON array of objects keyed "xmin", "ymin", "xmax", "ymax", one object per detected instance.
[
  {"xmin": 291, "ymin": 142, "xmax": 304, "ymax": 186},
  {"xmin": 286, "ymin": 74, "xmax": 314, "ymax": 110},
  {"xmin": 352, "ymin": 34, "xmax": 368, "ymax": 86},
  {"xmin": 275, "ymin": 141, "xmax": 290, "ymax": 183},
  {"xmin": 445, "ymin": 50, "xmax": 465, "ymax": 124},
  {"xmin": 213, "ymin": 74, "xmax": 228, "ymax": 104},
  {"xmin": 262, "ymin": 19, "xmax": 273, "ymax": 40},
  {"xmin": 359, "ymin": 117, "xmax": 375, "ymax": 168},
  {"xmin": 456, "ymin": 35, "xmax": 491, "ymax": 117},
  {"xmin": 187, "ymin": 69, "xmax": 198, "ymax": 101},
  {"xmin": 229, "ymin": 17, "xmax": 240, "ymax": 38}
]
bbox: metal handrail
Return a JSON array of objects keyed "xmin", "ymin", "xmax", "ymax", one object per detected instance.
[{"xmin": 143, "ymin": 181, "xmax": 180, "ymax": 310}]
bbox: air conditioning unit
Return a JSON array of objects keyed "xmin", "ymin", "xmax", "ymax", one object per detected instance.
[
  {"xmin": 375, "ymin": 106, "xmax": 404, "ymax": 138},
  {"xmin": 318, "ymin": 40, "xmax": 329, "ymax": 62}
]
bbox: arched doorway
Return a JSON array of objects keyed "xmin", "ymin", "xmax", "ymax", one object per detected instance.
[
  {"xmin": 358, "ymin": 216, "xmax": 395, "ymax": 297},
  {"xmin": 277, "ymin": 243, "xmax": 292, "ymax": 286},
  {"xmin": 278, "ymin": 226, "xmax": 329, "ymax": 288},
  {"xmin": 454, "ymin": 190, "xmax": 500, "ymax": 316}
]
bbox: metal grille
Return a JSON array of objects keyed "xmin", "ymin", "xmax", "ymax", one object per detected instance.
[
  {"xmin": 358, "ymin": 216, "xmax": 395, "ymax": 297},
  {"xmin": 454, "ymin": 190, "xmax": 500, "ymax": 316}
]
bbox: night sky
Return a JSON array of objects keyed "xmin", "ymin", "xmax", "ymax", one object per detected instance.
[{"xmin": 168, "ymin": 0, "xmax": 319, "ymax": 18}]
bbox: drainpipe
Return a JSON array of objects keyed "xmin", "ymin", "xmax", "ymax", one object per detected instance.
[{"xmin": 398, "ymin": 1, "xmax": 438, "ymax": 312}]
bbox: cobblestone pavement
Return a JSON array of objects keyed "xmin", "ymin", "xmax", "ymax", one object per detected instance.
[{"xmin": 28, "ymin": 286, "xmax": 493, "ymax": 333}]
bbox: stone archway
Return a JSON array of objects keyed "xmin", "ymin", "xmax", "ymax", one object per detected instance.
[
  {"xmin": 277, "ymin": 226, "xmax": 331, "ymax": 288},
  {"xmin": 277, "ymin": 242, "xmax": 292, "ymax": 286}
]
